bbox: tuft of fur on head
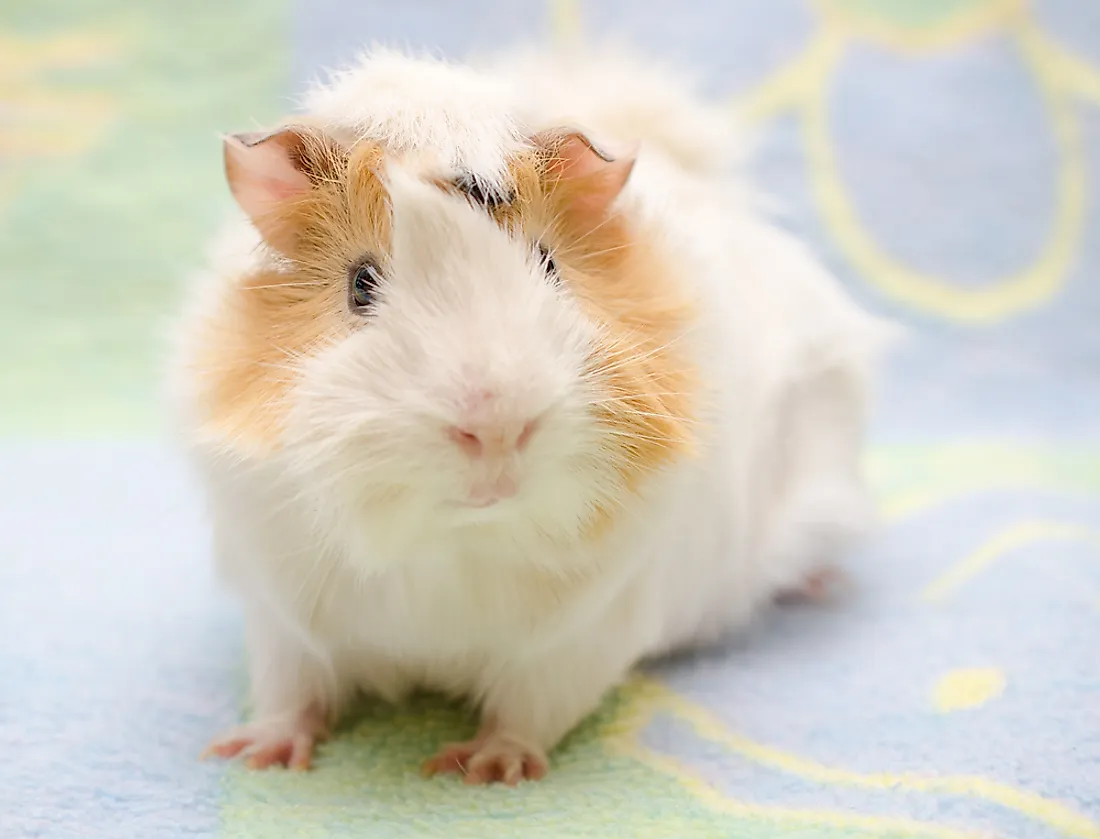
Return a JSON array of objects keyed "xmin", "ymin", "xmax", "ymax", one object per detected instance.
[
  {"xmin": 302, "ymin": 47, "xmax": 527, "ymax": 188},
  {"xmin": 183, "ymin": 57, "xmax": 699, "ymax": 562}
]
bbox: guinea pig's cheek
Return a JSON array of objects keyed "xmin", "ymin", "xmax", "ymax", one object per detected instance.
[{"xmin": 278, "ymin": 344, "xmax": 366, "ymax": 447}]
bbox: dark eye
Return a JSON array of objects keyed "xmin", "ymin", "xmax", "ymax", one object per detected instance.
[
  {"xmin": 538, "ymin": 244, "xmax": 558, "ymax": 279},
  {"xmin": 348, "ymin": 259, "xmax": 382, "ymax": 313},
  {"xmin": 454, "ymin": 173, "xmax": 514, "ymax": 209}
]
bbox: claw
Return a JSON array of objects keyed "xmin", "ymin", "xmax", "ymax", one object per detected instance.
[
  {"xmin": 203, "ymin": 707, "xmax": 326, "ymax": 771},
  {"xmin": 424, "ymin": 729, "xmax": 548, "ymax": 785}
]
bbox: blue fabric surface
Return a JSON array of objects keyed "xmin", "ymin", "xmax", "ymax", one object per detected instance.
[{"xmin": 2, "ymin": 1, "xmax": 1099, "ymax": 837}]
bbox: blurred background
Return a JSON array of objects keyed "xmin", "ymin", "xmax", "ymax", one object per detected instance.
[
  {"xmin": 3, "ymin": 0, "xmax": 1100, "ymax": 437},
  {"xmin": 2, "ymin": 1, "xmax": 1098, "ymax": 837}
]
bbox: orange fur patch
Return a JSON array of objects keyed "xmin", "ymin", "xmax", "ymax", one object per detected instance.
[
  {"xmin": 490, "ymin": 139, "xmax": 699, "ymax": 535},
  {"xmin": 542, "ymin": 184, "xmax": 697, "ymax": 535},
  {"xmin": 189, "ymin": 131, "xmax": 390, "ymax": 452}
]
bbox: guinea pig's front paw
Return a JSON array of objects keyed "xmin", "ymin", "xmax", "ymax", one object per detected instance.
[
  {"xmin": 201, "ymin": 706, "xmax": 327, "ymax": 771},
  {"xmin": 422, "ymin": 729, "xmax": 548, "ymax": 786}
]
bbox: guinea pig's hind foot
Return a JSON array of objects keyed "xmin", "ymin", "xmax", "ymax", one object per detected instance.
[
  {"xmin": 422, "ymin": 725, "xmax": 548, "ymax": 786},
  {"xmin": 775, "ymin": 564, "xmax": 848, "ymax": 605},
  {"xmin": 201, "ymin": 705, "xmax": 327, "ymax": 771}
]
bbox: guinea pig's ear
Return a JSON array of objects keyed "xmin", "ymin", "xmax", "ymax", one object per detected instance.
[
  {"xmin": 536, "ymin": 128, "xmax": 637, "ymax": 223},
  {"xmin": 223, "ymin": 125, "xmax": 340, "ymax": 252}
]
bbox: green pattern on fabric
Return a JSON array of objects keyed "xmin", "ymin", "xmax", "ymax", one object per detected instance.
[{"xmin": 0, "ymin": 0, "xmax": 285, "ymax": 434}]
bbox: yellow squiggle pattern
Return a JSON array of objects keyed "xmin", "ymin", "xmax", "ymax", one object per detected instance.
[
  {"xmin": 548, "ymin": 0, "xmax": 583, "ymax": 43},
  {"xmin": 884, "ymin": 483, "xmax": 1100, "ymax": 521},
  {"xmin": 933, "ymin": 668, "xmax": 1006, "ymax": 712},
  {"xmin": 551, "ymin": 0, "xmax": 1098, "ymax": 322},
  {"xmin": 922, "ymin": 519, "xmax": 1100, "ymax": 602},
  {"xmin": 616, "ymin": 746, "xmax": 988, "ymax": 839},
  {"xmin": 735, "ymin": 0, "xmax": 1097, "ymax": 323},
  {"xmin": 613, "ymin": 676, "xmax": 1100, "ymax": 839},
  {"xmin": 816, "ymin": 0, "xmax": 1020, "ymax": 52},
  {"xmin": 867, "ymin": 443, "xmax": 1100, "ymax": 520}
]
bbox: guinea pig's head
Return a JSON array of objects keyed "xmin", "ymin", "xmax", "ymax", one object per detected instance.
[{"xmin": 195, "ymin": 122, "xmax": 697, "ymax": 555}]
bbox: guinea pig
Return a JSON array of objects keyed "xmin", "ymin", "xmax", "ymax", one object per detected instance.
[{"xmin": 172, "ymin": 46, "xmax": 892, "ymax": 785}]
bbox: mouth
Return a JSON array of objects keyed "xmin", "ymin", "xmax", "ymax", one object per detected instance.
[
  {"xmin": 455, "ymin": 475, "xmax": 519, "ymax": 511},
  {"xmin": 446, "ymin": 488, "xmax": 523, "ymax": 519},
  {"xmin": 453, "ymin": 493, "xmax": 512, "ymax": 510},
  {"xmin": 464, "ymin": 497, "xmax": 501, "ymax": 509}
]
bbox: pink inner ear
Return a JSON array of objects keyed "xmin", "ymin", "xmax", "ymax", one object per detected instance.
[
  {"xmin": 224, "ymin": 133, "xmax": 312, "ymax": 222},
  {"xmin": 258, "ymin": 175, "xmax": 309, "ymax": 202},
  {"xmin": 553, "ymin": 132, "xmax": 636, "ymax": 217}
]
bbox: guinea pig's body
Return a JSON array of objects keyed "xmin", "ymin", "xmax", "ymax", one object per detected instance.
[{"xmin": 174, "ymin": 47, "xmax": 889, "ymax": 783}]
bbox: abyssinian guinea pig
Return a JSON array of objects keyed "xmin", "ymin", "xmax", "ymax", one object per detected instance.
[{"xmin": 172, "ymin": 46, "xmax": 892, "ymax": 785}]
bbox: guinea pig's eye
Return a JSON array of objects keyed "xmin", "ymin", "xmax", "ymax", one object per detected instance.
[
  {"xmin": 348, "ymin": 259, "xmax": 383, "ymax": 314},
  {"xmin": 454, "ymin": 173, "xmax": 514, "ymax": 209},
  {"xmin": 537, "ymin": 244, "xmax": 558, "ymax": 280}
]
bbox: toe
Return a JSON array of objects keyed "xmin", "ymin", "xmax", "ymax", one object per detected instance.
[
  {"xmin": 462, "ymin": 760, "xmax": 498, "ymax": 785},
  {"xmin": 202, "ymin": 736, "xmax": 250, "ymax": 760},
  {"xmin": 422, "ymin": 737, "xmax": 490, "ymax": 778},
  {"xmin": 777, "ymin": 565, "xmax": 845, "ymax": 604},
  {"xmin": 428, "ymin": 731, "xmax": 549, "ymax": 785},
  {"xmin": 422, "ymin": 756, "xmax": 459, "ymax": 777},
  {"xmin": 422, "ymin": 745, "xmax": 469, "ymax": 777},
  {"xmin": 245, "ymin": 740, "xmax": 293, "ymax": 770},
  {"xmin": 501, "ymin": 759, "xmax": 524, "ymax": 786},
  {"xmin": 288, "ymin": 732, "xmax": 315, "ymax": 771},
  {"xmin": 463, "ymin": 752, "xmax": 504, "ymax": 785},
  {"xmin": 523, "ymin": 755, "xmax": 548, "ymax": 781}
]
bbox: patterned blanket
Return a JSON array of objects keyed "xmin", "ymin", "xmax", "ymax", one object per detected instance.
[{"xmin": 2, "ymin": 1, "xmax": 1098, "ymax": 837}]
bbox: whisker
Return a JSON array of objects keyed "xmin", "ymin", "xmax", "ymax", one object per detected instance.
[
  {"xmin": 589, "ymin": 406, "xmax": 697, "ymax": 425},
  {"xmin": 598, "ymin": 428, "xmax": 681, "ymax": 446},
  {"xmin": 243, "ymin": 281, "xmax": 328, "ymax": 291}
]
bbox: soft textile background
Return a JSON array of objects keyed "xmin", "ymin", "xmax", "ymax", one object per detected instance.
[{"xmin": 1, "ymin": 1, "xmax": 1098, "ymax": 837}]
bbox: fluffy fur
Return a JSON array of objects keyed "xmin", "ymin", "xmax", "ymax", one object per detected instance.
[{"xmin": 172, "ymin": 46, "xmax": 892, "ymax": 783}]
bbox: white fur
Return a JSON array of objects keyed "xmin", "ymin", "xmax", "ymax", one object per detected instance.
[
  {"xmin": 303, "ymin": 47, "xmax": 526, "ymax": 186},
  {"xmin": 173, "ymin": 47, "xmax": 893, "ymax": 763}
]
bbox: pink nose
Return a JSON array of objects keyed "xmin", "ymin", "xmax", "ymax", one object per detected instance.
[{"xmin": 447, "ymin": 418, "xmax": 539, "ymax": 458}]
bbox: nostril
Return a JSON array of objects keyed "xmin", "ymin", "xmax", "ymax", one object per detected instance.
[{"xmin": 448, "ymin": 426, "xmax": 483, "ymax": 457}]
